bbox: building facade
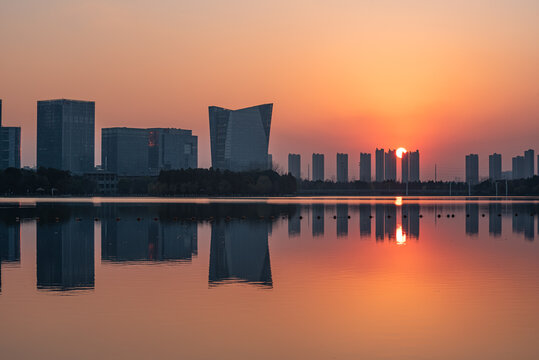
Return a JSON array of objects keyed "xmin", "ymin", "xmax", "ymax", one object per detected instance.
[
  {"xmin": 359, "ymin": 153, "xmax": 371, "ymax": 182},
  {"xmin": 288, "ymin": 154, "xmax": 301, "ymax": 179},
  {"xmin": 0, "ymin": 99, "xmax": 21, "ymax": 169},
  {"xmin": 102, "ymin": 127, "xmax": 197, "ymax": 176},
  {"xmin": 375, "ymin": 148, "xmax": 384, "ymax": 182},
  {"xmin": 409, "ymin": 150, "xmax": 420, "ymax": 182},
  {"xmin": 209, "ymin": 104, "xmax": 272, "ymax": 171},
  {"xmin": 385, "ymin": 149, "xmax": 396, "ymax": 181},
  {"xmin": 336, "ymin": 153, "xmax": 348, "ymax": 183},
  {"xmin": 465, "ymin": 154, "xmax": 479, "ymax": 185},
  {"xmin": 37, "ymin": 99, "xmax": 95, "ymax": 173},
  {"xmin": 489, "ymin": 153, "xmax": 502, "ymax": 181},
  {"xmin": 524, "ymin": 149, "xmax": 534, "ymax": 178},
  {"xmin": 512, "ymin": 155, "xmax": 525, "ymax": 180},
  {"xmin": 312, "ymin": 153, "xmax": 324, "ymax": 181},
  {"xmin": 148, "ymin": 128, "xmax": 197, "ymax": 174}
]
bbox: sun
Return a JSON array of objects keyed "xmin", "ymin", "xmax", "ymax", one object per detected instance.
[{"xmin": 396, "ymin": 147, "xmax": 407, "ymax": 158}]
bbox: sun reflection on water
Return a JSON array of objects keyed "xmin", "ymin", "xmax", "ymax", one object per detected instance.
[{"xmin": 396, "ymin": 226, "xmax": 407, "ymax": 245}]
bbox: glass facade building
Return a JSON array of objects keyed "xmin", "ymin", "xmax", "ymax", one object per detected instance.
[
  {"xmin": 102, "ymin": 127, "xmax": 197, "ymax": 176},
  {"xmin": 359, "ymin": 153, "xmax": 371, "ymax": 182},
  {"xmin": 209, "ymin": 104, "xmax": 272, "ymax": 171},
  {"xmin": 0, "ymin": 99, "xmax": 21, "ymax": 169},
  {"xmin": 37, "ymin": 99, "xmax": 95, "ymax": 173},
  {"xmin": 288, "ymin": 153, "xmax": 301, "ymax": 179}
]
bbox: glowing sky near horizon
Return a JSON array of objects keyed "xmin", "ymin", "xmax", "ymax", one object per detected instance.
[{"xmin": 0, "ymin": 0, "xmax": 538, "ymax": 180}]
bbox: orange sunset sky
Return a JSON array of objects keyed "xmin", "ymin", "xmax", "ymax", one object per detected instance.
[{"xmin": 1, "ymin": 0, "xmax": 538, "ymax": 180}]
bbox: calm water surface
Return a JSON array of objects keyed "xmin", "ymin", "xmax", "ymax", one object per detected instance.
[{"xmin": 0, "ymin": 197, "xmax": 538, "ymax": 360}]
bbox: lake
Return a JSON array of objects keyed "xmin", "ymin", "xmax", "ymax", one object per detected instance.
[{"xmin": 0, "ymin": 197, "xmax": 538, "ymax": 359}]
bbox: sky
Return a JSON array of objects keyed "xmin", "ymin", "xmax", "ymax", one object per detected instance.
[{"xmin": 1, "ymin": 0, "xmax": 538, "ymax": 180}]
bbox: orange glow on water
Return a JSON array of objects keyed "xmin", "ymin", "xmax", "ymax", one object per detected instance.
[{"xmin": 396, "ymin": 226, "xmax": 407, "ymax": 245}]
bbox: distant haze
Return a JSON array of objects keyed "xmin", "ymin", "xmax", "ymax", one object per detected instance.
[{"xmin": 1, "ymin": 0, "xmax": 538, "ymax": 180}]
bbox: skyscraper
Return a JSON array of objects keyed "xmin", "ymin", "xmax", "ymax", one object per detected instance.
[
  {"xmin": 465, "ymin": 154, "xmax": 479, "ymax": 185},
  {"xmin": 336, "ymin": 153, "xmax": 348, "ymax": 183},
  {"xmin": 288, "ymin": 154, "xmax": 301, "ymax": 179},
  {"xmin": 524, "ymin": 149, "xmax": 534, "ymax": 178},
  {"xmin": 375, "ymin": 148, "xmax": 384, "ymax": 182},
  {"xmin": 512, "ymin": 155, "xmax": 525, "ymax": 179},
  {"xmin": 359, "ymin": 153, "xmax": 371, "ymax": 182},
  {"xmin": 409, "ymin": 150, "xmax": 420, "ymax": 182},
  {"xmin": 385, "ymin": 149, "xmax": 396, "ymax": 181},
  {"xmin": 312, "ymin": 153, "xmax": 324, "ymax": 181},
  {"xmin": 0, "ymin": 100, "xmax": 21, "ymax": 169},
  {"xmin": 489, "ymin": 153, "xmax": 502, "ymax": 181},
  {"xmin": 147, "ymin": 128, "xmax": 197, "ymax": 174},
  {"xmin": 208, "ymin": 104, "xmax": 272, "ymax": 171},
  {"xmin": 37, "ymin": 99, "xmax": 95, "ymax": 173},
  {"xmin": 102, "ymin": 128, "xmax": 150, "ymax": 176},
  {"xmin": 102, "ymin": 127, "xmax": 197, "ymax": 176},
  {"xmin": 401, "ymin": 152, "xmax": 409, "ymax": 183}
]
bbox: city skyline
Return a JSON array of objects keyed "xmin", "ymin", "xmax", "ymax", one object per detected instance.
[{"xmin": 1, "ymin": 1, "xmax": 538, "ymax": 180}]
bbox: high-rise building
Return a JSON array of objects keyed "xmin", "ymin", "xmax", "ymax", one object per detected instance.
[
  {"xmin": 37, "ymin": 99, "xmax": 95, "ymax": 173},
  {"xmin": 288, "ymin": 154, "xmax": 301, "ymax": 179},
  {"xmin": 359, "ymin": 153, "xmax": 371, "ymax": 182},
  {"xmin": 147, "ymin": 128, "xmax": 197, "ymax": 174},
  {"xmin": 209, "ymin": 104, "xmax": 272, "ymax": 171},
  {"xmin": 524, "ymin": 149, "xmax": 534, "ymax": 178},
  {"xmin": 0, "ymin": 99, "xmax": 21, "ymax": 169},
  {"xmin": 512, "ymin": 155, "xmax": 525, "ymax": 179},
  {"xmin": 336, "ymin": 153, "xmax": 348, "ymax": 183},
  {"xmin": 102, "ymin": 127, "xmax": 197, "ymax": 176},
  {"xmin": 385, "ymin": 149, "xmax": 396, "ymax": 181},
  {"xmin": 375, "ymin": 148, "xmax": 384, "ymax": 182},
  {"xmin": 465, "ymin": 154, "xmax": 479, "ymax": 185},
  {"xmin": 102, "ymin": 128, "xmax": 150, "ymax": 176},
  {"xmin": 409, "ymin": 150, "xmax": 420, "ymax": 182},
  {"xmin": 489, "ymin": 153, "xmax": 502, "ymax": 181},
  {"xmin": 401, "ymin": 152, "xmax": 409, "ymax": 183},
  {"xmin": 312, "ymin": 153, "xmax": 324, "ymax": 181}
]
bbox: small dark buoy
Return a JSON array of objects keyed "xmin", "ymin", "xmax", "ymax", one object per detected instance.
[
  {"xmin": 437, "ymin": 214, "xmax": 441, "ymax": 218},
  {"xmin": 497, "ymin": 213, "xmax": 501, "ymax": 216},
  {"xmin": 333, "ymin": 215, "xmax": 337, "ymax": 219},
  {"xmin": 137, "ymin": 217, "xmax": 141, "ymax": 221},
  {"xmin": 154, "ymin": 217, "xmax": 159, "ymax": 221},
  {"xmin": 403, "ymin": 215, "xmax": 407, "ymax": 218},
  {"xmin": 515, "ymin": 213, "xmax": 518, "ymax": 216},
  {"xmin": 116, "ymin": 217, "xmax": 120, "ymax": 221},
  {"xmin": 94, "ymin": 218, "xmax": 99, "ymax": 221},
  {"xmin": 466, "ymin": 214, "xmax": 470, "ymax": 217},
  {"xmin": 317, "ymin": 216, "xmax": 321, "ymax": 219},
  {"xmin": 347, "ymin": 215, "xmax": 351, "ymax": 219},
  {"xmin": 369, "ymin": 215, "xmax": 373, "ymax": 218},
  {"xmin": 299, "ymin": 216, "xmax": 303, "ymax": 219},
  {"xmin": 419, "ymin": 214, "xmax": 423, "ymax": 218},
  {"xmin": 481, "ymin": 214, "xmax": 485, "ymax": 217},
  {"xmin": 446, "ymin": 214, "xmax": 450, "ymax": 218},
  {"xmin": 451, "ymin": 214, "xmax": 455, "ymax": 218},
  {"xmin": 387, "ymin": 215, "xmax": 391, "ymax": 218}
]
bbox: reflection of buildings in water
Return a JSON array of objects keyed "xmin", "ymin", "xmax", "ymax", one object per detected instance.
[
  {"xmin": 288, "ymin": 211, "xmax": 301, "ymax": 237},
  {"xmin": 0, "ymin": 222, "xmax": 21, "ymax": 292},
  {"xmin": 402, "ymin": 204, "xmax": 420, "ymax": 239},
  {"xmin": 375, "ymin": 204, "xmax": 384, "ymax": 241},
  {"xmin": 336, "ymin": 204, "xmax": 348, "ymax": 237},
  {"xmin": 384, "ymin": 205, "xmax": 396, "ymax": 240},
  {"xmin": 512, "ymin": 204, "xmax": 534, "ymax": 241},
  {"xmin": 209, "ymin": 221, "xmax": 272, "ymax": 287},
  {"xmin": 102, "ymin": 218, "xmax": 197, "ymax": 262},
  {"xmin": 37, "ymin": 220, "xmax": 94, "ymax": 291},
  {"xmin": 489, "ymin": 203, "xmax": 502, "ymax": 236},
  {"xmin": 359, "ymin": 204, "xmax": 371, "ymax": 237},
  {"xmin": 312, "ymin": 204, "xmax": 325, "ymax": 237},
  {"xmin": 466, "ymin": 203, "xmax": 479, "ymax": 236}
]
